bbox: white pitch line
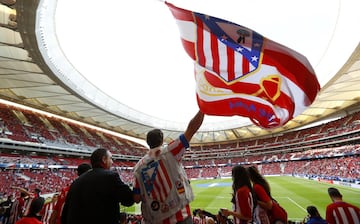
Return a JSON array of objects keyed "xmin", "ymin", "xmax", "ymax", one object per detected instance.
[{"xmin": 286, "ymin": 197, "xmax": 307, "ymax": 212}]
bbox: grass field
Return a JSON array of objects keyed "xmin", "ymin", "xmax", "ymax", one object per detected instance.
[{"xmin": 124, "ymin": 176, "xmax": 360, "ymax": 222}]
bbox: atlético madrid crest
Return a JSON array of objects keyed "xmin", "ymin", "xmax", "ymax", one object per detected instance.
[{"xmin": 195, "ymin": 12, "xmax": 264, "ymax": 81}]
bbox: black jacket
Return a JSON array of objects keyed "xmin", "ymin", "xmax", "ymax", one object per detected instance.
[{"xmin": 61, "ymin": 168, "xmax": 134, "ymax": 224}]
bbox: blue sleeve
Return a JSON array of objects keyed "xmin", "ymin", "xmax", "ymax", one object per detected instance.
[{"xmin": 179, "ymin": 134, "xmax": 189, "ymax": 149}]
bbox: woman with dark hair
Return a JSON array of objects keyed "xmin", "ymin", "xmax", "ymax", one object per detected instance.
[
  {"xmin": 247, "ymin": 166, "xmax": 287, "ymax": 224},
  {"xmin": 247, "ymin": 166, "xmax": 272, "ymax": 224},
  {"xmin": 220, "ymin": 165, "xmax": 254, "ymax": 224},
  {"xmin": 15, "ymin": 198, "xmax": 44, "ymax": 224},
  {"xmin": 304, "ymin": 206, "xmax": 327, "ymax": 224}
]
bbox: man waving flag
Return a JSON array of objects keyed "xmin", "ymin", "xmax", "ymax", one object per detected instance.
[{"xmin": 166, "ymin": 2, "xmax": 320, "ymax": 129}]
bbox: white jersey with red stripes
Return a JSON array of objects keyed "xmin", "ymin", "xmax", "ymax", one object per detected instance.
[{"xmin": 133, "ymin": 134, "xmax": 193, "ymax": 223}]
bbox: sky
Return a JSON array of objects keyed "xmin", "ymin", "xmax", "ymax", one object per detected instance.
[{"xmin": 54, "ymin": 0, "xmax": 360, "ymax": 127}]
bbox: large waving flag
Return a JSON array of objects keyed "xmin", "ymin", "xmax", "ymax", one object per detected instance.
[{"xmin": 166, "ymin": 2, "xmax": 320, "ymax": 129}]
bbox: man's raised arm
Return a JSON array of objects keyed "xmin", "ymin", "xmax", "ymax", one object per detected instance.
[{"xmin": 184, "ymin": 110, "xmax": 204, "ymax": 142}]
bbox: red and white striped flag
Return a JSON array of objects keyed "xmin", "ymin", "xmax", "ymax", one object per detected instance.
[{"xmin": 166, "ymin": 2, "xmax": 320, "ymax": 128}]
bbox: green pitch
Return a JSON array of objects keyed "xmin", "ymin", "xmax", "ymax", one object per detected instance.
[{"xmin": 123, "ymin": 176, "xmax": 360, "ymax": 222}]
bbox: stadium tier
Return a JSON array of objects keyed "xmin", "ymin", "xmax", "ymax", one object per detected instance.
[{"xmin": 0, "ymin": 101, "xmax": 359, "ymax": 197}]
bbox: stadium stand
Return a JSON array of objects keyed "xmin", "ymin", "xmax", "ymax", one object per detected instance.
[
  {"xmin": 0, "ymin": 101, "xmax": 359, "ymax": 224},
  {"xmin": 0, "ymin": 100, "xmax": 359, "ymax": 198}
]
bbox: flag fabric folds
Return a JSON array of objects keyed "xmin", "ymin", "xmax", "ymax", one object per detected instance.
[{"xmin": 166, "ymin": 2, "xmax": 320, "ymax": 129}]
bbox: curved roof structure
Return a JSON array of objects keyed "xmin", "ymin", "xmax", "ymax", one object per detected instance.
[{"xmin": 0, "ymin": 0, "xmax": 360, "ymax": 144}]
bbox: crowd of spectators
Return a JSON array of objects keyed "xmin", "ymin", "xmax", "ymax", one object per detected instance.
[
  {"xmin": 0, "ymin": 151, "xmax": 359, "ymax": 198},
  {"xmin": 0, "ymin": 101, "xmax": 360, "ymax": 223},
  {"xmin": 0, "ymin": 103, "xmax": 147, "ymax": 157}
]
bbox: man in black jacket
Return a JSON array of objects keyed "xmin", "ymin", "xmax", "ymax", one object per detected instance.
[{"xmin": 61, "ymin": 148, "xmax": 134, "ymax": 224}]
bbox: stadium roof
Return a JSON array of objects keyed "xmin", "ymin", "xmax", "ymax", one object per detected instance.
[{"xmin": 0, "ymin": 0, "xmax": 360, "ymax": 145}]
